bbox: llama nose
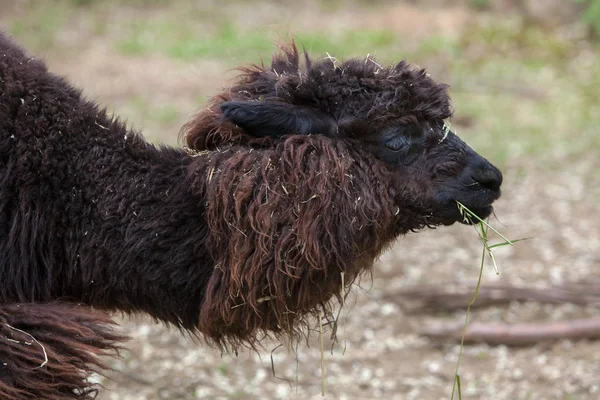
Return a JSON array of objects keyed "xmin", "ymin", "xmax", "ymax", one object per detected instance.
[{"xmin": 471, "ymin": 162, "xmax": 503, "ymax": 191}]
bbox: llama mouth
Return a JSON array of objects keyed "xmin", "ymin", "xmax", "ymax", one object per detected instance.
[
  {"xmin": 458, "ymin": 205, "xmax": 494, "ymax": 225},
  {"xmin": 437, "ymin": 200, "xmax": 495, "ymax": 226},
  {"xmin": 436, "ymin": 194, "xmax": 496, "ymax": 226}
]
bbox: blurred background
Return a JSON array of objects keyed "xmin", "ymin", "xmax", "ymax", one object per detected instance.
[{"xmin": 1, "ymin": 0, "xmax": 599, "ymax": 399}]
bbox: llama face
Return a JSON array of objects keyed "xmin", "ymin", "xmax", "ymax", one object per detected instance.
[
  {"xmin": 184, "ymin": 43, "xmax": 503, "ymax": 227},
  {"xmin": 372, "ymin": 121, "xmax": 503, "ymax": 225},
  {"xmin": 428, "ymin": 128, "xmax": 502, "ymax": 225},
  {"xmin": 311, "ymin": 113, "xmax": 501, "ymax": 227}
]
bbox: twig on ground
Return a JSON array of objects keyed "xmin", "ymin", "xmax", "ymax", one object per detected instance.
[
  {"xmin": 389, "ymin": 283, "xmax": 600, "ymax": 313},
  {"xmin": 421, "ymin": 318, "xmax": 600, "ymax": 346}
]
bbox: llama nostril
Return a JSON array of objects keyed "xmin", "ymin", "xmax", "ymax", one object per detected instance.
[{"xmin": 471, "ymin": 165, "xmax": 503, "ymax": 191}]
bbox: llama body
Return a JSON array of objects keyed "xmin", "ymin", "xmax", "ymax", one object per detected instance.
[
  {"xmin": 0, "ymin": 34, "xmax": 392, "ymax": 336},
  {"xmin": 0, "ymin": 34, "xmax": 210, "ymax": 329},
  {"xmin": 0, "ymin": 31, "xmax": 502, "ymax": 399}
]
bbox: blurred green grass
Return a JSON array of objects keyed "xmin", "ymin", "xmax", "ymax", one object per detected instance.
[
  {"xmin": 9, "ymin": 1, "xmax": 75, "ymax": 49},
  {"xmin": 5, "ymin": 0, "xmax": 599, "ymax": 171},
  {"xmin": 113, "ymin": 14, "xmax": 399, "ymax": 63}
]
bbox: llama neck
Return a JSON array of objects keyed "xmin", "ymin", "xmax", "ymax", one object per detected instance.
[
  {"xmin": 0, "ymin": 32, "xmax": 214, "ymax": 329},
  {"xmin": 0, "ymin": 61, "xmax": 211, "ymax": 329},
  {"xmin": 63, "ymin": 132, "xmax": 213, "ymax": 330}
]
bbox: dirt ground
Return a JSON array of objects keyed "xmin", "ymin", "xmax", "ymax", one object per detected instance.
[{"xmin": 3, "ymin": 1, "xmax": 600, "ymax": 399}]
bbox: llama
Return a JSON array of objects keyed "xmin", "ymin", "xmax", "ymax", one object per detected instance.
[{"xmin": 0, "ymin": 31, "xmax": 502, "ymax": 399}]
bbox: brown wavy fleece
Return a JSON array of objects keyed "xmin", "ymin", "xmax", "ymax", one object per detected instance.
[
  {"xmin": 0, "ymin": 303, "xmax": 124, "ymax": 400},
  {"xmin": 188, "ymin": 136, "xmax": 418, "ymax": 348},
  {"xmin": 181, "ymin": 43, "xmax": 450, "ymax": 347},
  {"xmin": 182, "ymin": 42, "xmax": 452, "ymax": 151}
]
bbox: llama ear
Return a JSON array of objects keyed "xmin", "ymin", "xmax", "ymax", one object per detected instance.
[{"xmin": 220, "ymin": 101, "xmax": 337, "ymax": 138}]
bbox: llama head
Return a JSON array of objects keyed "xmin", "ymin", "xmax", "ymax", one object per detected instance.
[{"xmin": 183, "ymin": 42, "xmax": 502, "ymax": 229}]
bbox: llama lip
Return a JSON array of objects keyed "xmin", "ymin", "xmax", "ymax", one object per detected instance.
[
  {"xmin": 459, "ymin": 205, "xmax": 494, "ymax": 225},
  {"xmin": 438, "ymin": 205, "xmax": 493, "ymax": 226}
]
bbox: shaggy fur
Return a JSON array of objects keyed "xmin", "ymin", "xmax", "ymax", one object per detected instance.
[
  {"xmin": 189, "ymin": 137, "xmax": 400, "ymax": 345},
  {"xmin": 0, "ymin": 31, "xmax": 502, "ymax": 398},
  {"xmin": 184, "ymin": 48, "xmax": 452, "ymax": 151},
  {"xmin": 0, "ymin": 303, "xmax": 124, "ymax": 399}
]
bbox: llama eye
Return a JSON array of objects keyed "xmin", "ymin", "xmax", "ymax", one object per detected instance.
[{"xmin": 385, "ymin": 135, "xmax": 410, "ymax": 152}]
